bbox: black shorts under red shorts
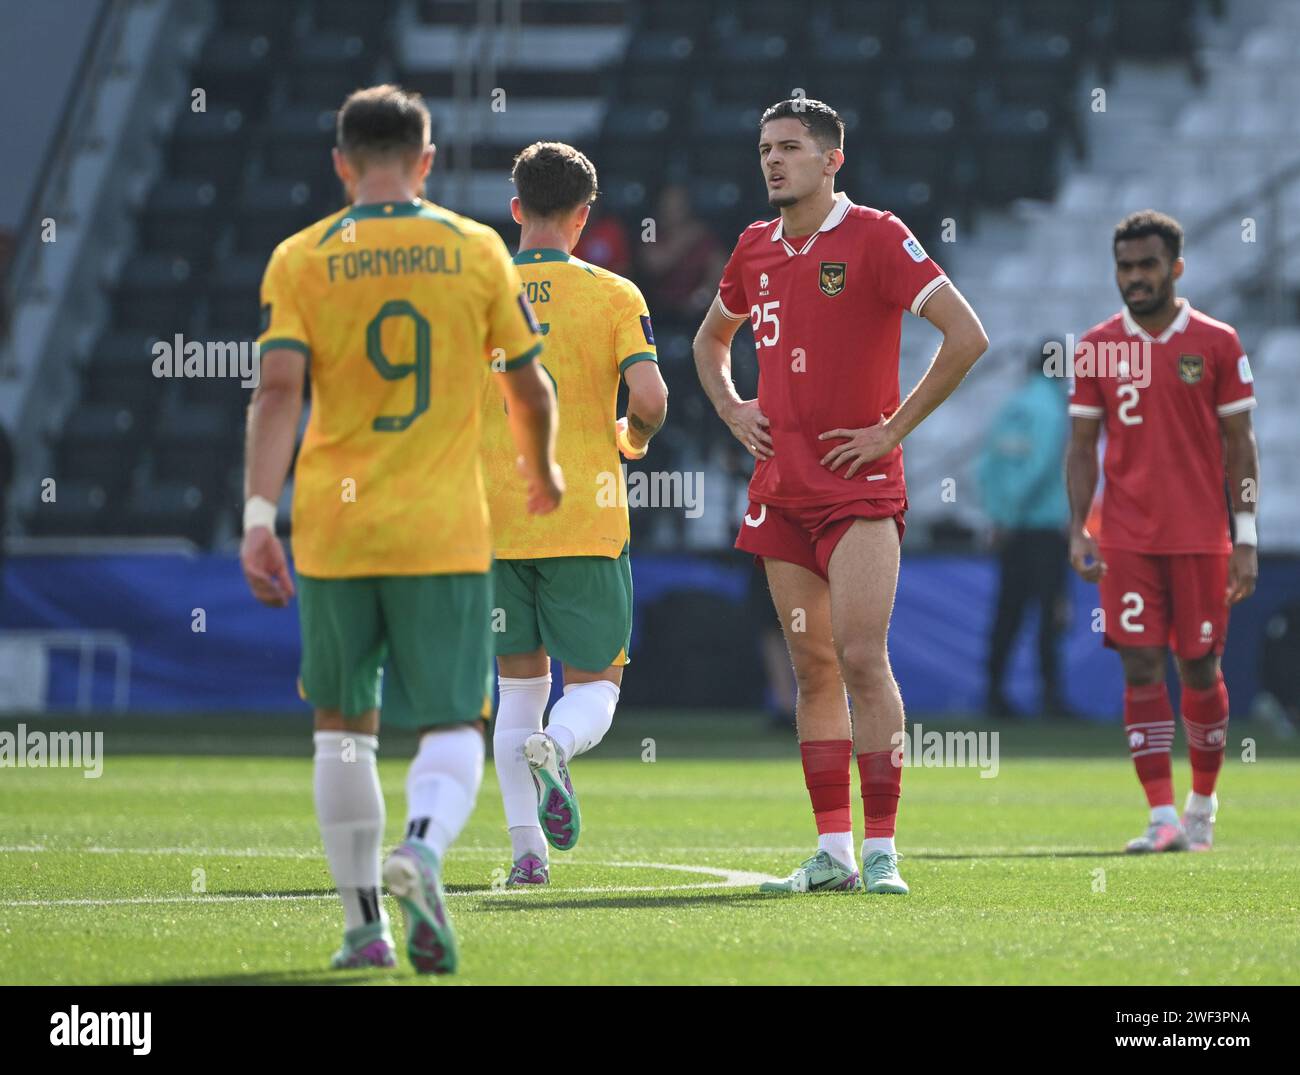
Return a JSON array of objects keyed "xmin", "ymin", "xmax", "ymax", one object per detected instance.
[{"xmin": 734, "ymin": 498, "xmax": 907, "ymax": 581}]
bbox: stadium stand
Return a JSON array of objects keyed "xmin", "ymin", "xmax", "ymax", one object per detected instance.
[{"xmin": 6, "ymin": 0, "xmax": 1297, "ymax": 551}]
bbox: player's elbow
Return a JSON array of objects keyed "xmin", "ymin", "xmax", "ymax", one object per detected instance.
[
  {"xmin": 250, "ymin": 380, "xmax": 301, "ymax": 415},
  {"xmin": 629, "ymin": 382, "xmax": 668, "ymax": 426},
  {"xmin": 961, "ymin": 320, "xmax": 990, "ymax": 364}
]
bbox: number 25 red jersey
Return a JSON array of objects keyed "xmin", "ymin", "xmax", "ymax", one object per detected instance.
[{"xmin": 716, "ymin": 193, "xmax": 948, "ymax": 507}]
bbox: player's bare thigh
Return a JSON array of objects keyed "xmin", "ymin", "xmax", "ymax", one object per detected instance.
[
  {"xmin": 763, "ymin": 557, "xmax": 850, "ymax": 741},
  {"xmin": 826, "ymin": 517, "xmax": 903, "ymax": 752},
  {"xmin": 498, "ymin": 647, "xmax": 623, "ymax": 687}
]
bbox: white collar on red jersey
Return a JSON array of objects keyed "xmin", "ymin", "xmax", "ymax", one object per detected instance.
[
  {"xmin": 1121, "ymin": 298, "xmax": 1192, "ymax": 344},
  {"xmin": 770, "ymin": 191, "xmax": 854, "ymax": 256}
]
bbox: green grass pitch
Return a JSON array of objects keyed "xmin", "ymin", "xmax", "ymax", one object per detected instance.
[{"xmin": 2, "ymin": 714, "xmax": 1298, "ymax": 985}]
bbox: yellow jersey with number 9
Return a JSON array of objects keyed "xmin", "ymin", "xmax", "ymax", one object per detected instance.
[
  {"xmin": 481, "ymin": 248, "xmax": 658, "ymax": 560},
  {"xmin": 258, "ymin": 199, "xmax": 542, "ymax": 578}
]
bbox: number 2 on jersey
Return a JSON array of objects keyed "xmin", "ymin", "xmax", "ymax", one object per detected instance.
[{"xmin": 1116, "ymin": 383, "xmax": 1142, "ymax": 426}]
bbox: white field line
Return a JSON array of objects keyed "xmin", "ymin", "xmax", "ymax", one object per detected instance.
[
  {"xmin": 0, "ymin": 843, "xmax": 1131, "ymax": 859},
  {"xmin": 2, "ymin": 844, "xmax": 803, "ymax": 859},
  {"xmin": 0, "ymin": 861, "xmax": 780, "ymax": 907}
]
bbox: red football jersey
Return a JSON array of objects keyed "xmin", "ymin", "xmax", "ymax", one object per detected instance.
[
  {"xmin": 1068, "ymin": 301, "xmax": 1256, "ymax": 554},
  {"xmin": 716, "ymin": 193, "xmax": 948, "ymax": 506}
]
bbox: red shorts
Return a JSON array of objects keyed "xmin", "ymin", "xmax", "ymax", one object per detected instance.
[
  {"xmin": 1098, "ymin": 548, "xmax": 1230, "ymax": 659},
  {"xmin": 735, "ymin": 498, "xmax": 907, "ymax": 581}
]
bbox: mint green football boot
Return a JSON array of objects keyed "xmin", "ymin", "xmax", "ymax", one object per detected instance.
[
  {"xmin": 863, "ymin": 849, "xmax": 909, "ymax": 894},
  {"xmin": 524, "ymin": 732, "xmax": 582, "ymax": 852},
  {"xmin": 759, "ymin": 850, "xmax": 861, "ymax": 893},
  {"xmin": 382, "ymin": 839, "xmax": 459, "ymax": 975},
  {"xmin": 329, "ymin": 919, "xmax": 397, "ymax": 969}
]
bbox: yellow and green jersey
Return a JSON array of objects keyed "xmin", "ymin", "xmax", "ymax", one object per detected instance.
[
  {"xmin": 481, "ymin": 248, "xmax": 657, "ymax": 560},
  {"xmin": 258, "ymin": 199, "xmax": 542, "ymax": 578}
]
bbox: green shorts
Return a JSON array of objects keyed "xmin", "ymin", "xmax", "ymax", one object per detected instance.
[
  {"xmin": 492, "ymin": 546, "xmax": 633, "ymax": 672},
  {"xmin": 297, "ymin": 573, "xmax": 493, "ymax": 728}
]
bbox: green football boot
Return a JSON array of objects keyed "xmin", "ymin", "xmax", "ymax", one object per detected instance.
[
  {"xmin": 863, "ymin": 849, "xmax": 909, "ymax": 895},
  {"xmin": 759, "ymin": 849, "xmax": 861, "ymax": 893},
  {"xmin": 382, "ymin": 839, "xmax": 459, "ymax": 975},
  {"xmin": 329, "ymin": 919, "xmax": 396, "ymax": 969},
  {"xmin": 524, "ymin": 732, "xmax": 582, "ymax": 852}
]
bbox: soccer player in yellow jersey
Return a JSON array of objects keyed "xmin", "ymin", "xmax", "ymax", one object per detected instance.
[
  {"xmin": 240, "ymin": 87, "xmax": 562, "ymax": 975},
  {"xmin": 480, "ymin": 143, "xmax": 669, "ymax": 885}
]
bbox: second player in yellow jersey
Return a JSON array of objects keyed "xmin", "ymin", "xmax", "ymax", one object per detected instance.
[
  {"xmin": 481, "ymin": 248, "xmax": 656, "ymax": 560},
  {"xmin": 484, "ymin": 142, "xmax": 669, "ymax": 889}
]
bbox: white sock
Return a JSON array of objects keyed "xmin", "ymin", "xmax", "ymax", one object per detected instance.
[
  {"xmin": 509, "ymin": 825, "xmax": 548, "ymax": 862},
  {"xmin": 863, "ymin": 836, "xmax": 896, "ymax": 857},
  {"xmin": 546, "ymin": 680, "xmax": 619, "ymax": 762},
  {"xmin": 818, "ymin": 832, "xmax": 856, "ymax": 873},
  {"xmin": 1151, "ymin": 804, "xmax": 1180, "ymax": 826},
  {"xmin": 1185, "ymin": 791, "xmax": 1217, "ymax": 816},
  {"xmin": 494, "ymin": 675, "xmax": 551, "ymax": 861},
  {"xmin": 313, "ymin": 731, "xmax": 386, "ymax": 932},
  {"xmin": 405, "ymin": 724, "xmax": 484, "ymax": 861}
]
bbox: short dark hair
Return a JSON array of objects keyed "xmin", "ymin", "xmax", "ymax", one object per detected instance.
[
  {"xmin": 1113, "ymin": 209, "xmax": 1184, "ymax": 261},
  {"xmin": 336, "ymin": 84, "xmax": 430, "ymax": 163},
  {"xmin": 511, "ymin": 142, "xmax": 598, "ymax": 217},
  {"xmin": 759, "ymin": 98, "xmax": 845, "ymax": 150}
]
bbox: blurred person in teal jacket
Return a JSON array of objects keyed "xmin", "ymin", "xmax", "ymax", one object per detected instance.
[{"xmin": 977, "ymin": 343, "xmax": 1073, "ymax": 720}]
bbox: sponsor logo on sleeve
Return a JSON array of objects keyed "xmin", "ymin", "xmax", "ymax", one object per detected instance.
[
  {"xmin": 1238, "ymin": 354, "xmax": 1253, "ymax": 384},
  {"xmin": 517, "ymin": 292, "xmax": 541, "ymax": 334},
  {"xmin": 640, "ymin": 314, "xmax": 655, "ymax": 345},
  {"xmin": 902, "ymin": 236, "xmax": 928, "ymax": 263}
]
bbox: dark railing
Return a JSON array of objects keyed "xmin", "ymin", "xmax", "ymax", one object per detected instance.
[{"xmin": 3, "ymin": 0, "xmax": 117, "ymax": 334}]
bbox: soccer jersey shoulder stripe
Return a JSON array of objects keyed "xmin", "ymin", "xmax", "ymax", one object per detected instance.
[
  {"xmin": 501, "ymin": 342, "xmax": 543, "ymax": 370},
  {"xmin": 260, "ymin": 337, "xmax": 311, "ymax": 357},
  {"xmin": 715, "ymin": 292, "xmax": 746, "ymax": 320},
  {"xmin": 619, "ymin": 350, "xmax": 657, "ymax": 375},
  {"xmin": 1216, "ymin": 396, "xmax": 1257, "ymax": 416},
  {"xmin": 910, "ymin": 275, "xmax": 950, "ymax": 316}
]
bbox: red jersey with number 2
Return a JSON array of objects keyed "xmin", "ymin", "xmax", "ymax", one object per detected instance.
[
  {"xmin": 1068, "ymin": 302, "xmax": 1256, "ymax": 555},
  {"xmin": 716, "ymin": 193, "xmax": 949, "ymax": 507}
]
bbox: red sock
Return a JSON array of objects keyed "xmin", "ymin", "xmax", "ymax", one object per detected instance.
[
  {"xmin": 857, "ymin": 750, "xmax": 902, "ymax": 838},
  {"xmin": 1124, "ymin": 683, "xmax": 1176, "ymax": 808},
  {"xmin": 1182, "ymin": 676, "xmax": 1229, "ymax": 797},
  {"xmin": 800, "ymin": 739, "xmax": 852, "ymax": 834}
]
